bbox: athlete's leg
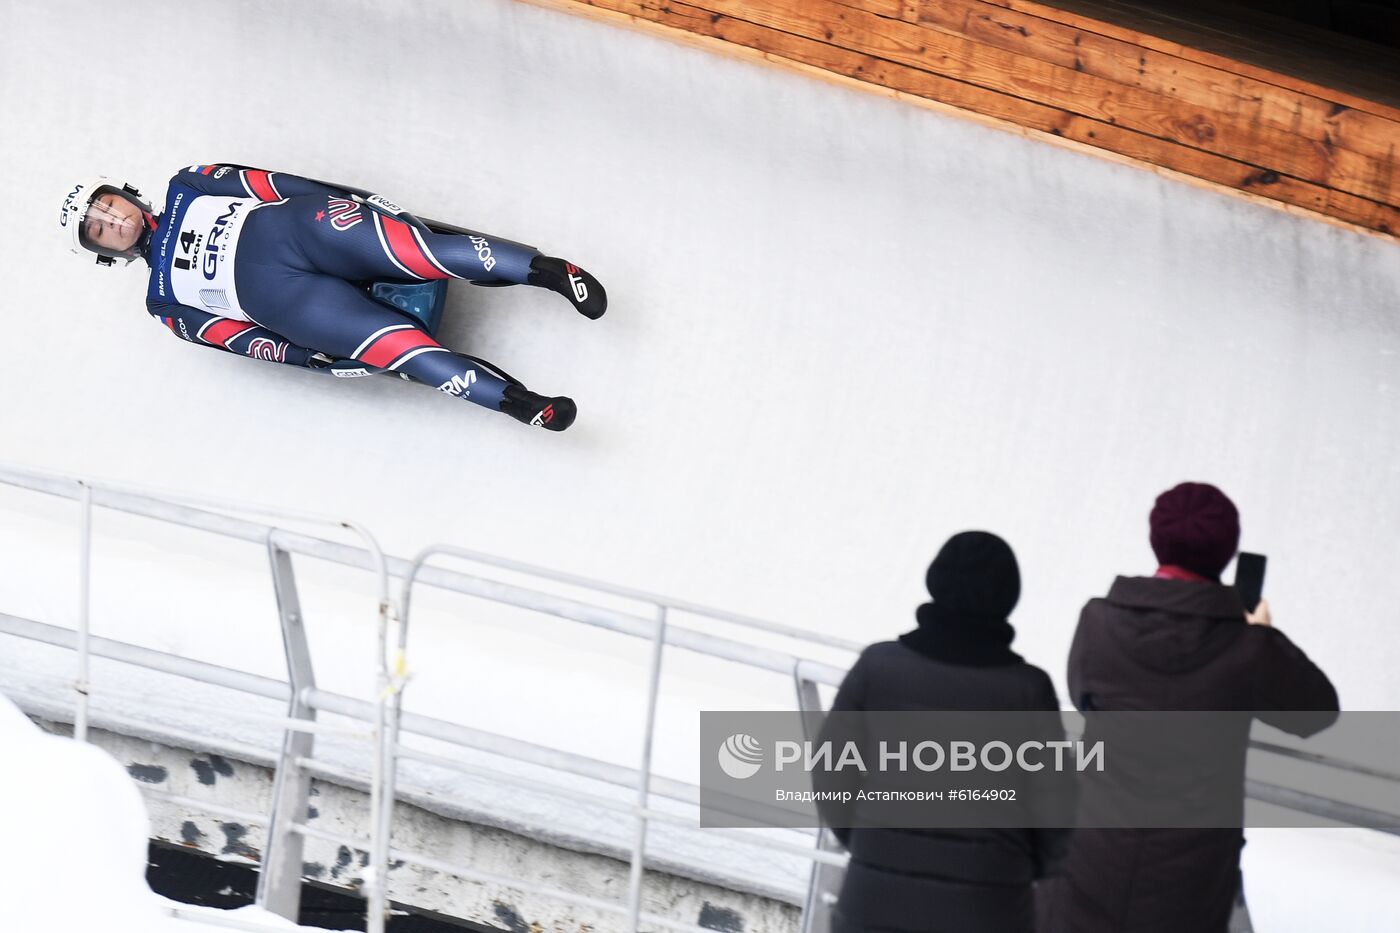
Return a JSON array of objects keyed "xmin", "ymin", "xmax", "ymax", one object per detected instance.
[
  {"xmin": 275, "ymin": 195, "xmax": 606, "ymax": 318},
  {"xmin": 250, "ymin": 274, "xmax": 575, "ymax": 430}
]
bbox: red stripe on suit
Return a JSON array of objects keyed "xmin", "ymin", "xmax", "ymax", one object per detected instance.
[
  {"xmin": 381, "ymin": 216, "xmax": 445, "ymax": 279},
  {"xmin": 202, "ymin": 319, "xmax": 255, "ymax": 348},
  {"xmin": 245, "ymin": 170, "xmax": 278, "ymax": 201},
  {"xmin": 359, "ymin": 328, "xmax": 439, "ymax": 369}
]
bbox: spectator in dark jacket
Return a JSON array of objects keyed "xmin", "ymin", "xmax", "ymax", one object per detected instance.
[
  {"xmin": 1043, "ymin": 482, "xmax": 1339, "ymax": 933},
  {"xmin": 822, "ymin": 531, "xmax": 1066, "ymax": 933}
]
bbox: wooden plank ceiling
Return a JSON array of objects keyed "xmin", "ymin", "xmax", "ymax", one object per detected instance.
[{"xmin": 531, "ymin": 0, "xmax": 1400, "ymax": 240}]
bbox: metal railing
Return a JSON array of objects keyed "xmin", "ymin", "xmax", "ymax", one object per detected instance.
[
  {"xmin": 0, "ymin": 462, "xmax": 401, "ymax": 931},
  {"xmin": 0, "ymin": 460, "xmax": 1396, "ymax": 933},
  {"xmin": 0, "ymin": 462, "xmax": 853, "ymax": 933}
]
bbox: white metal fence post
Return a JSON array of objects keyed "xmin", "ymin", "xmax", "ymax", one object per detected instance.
[
  {"xmin": 625, "ymin": 605, "xmax": 668, "ymax": 931},
  {"xmin": 256, "ymin": 536, "xmax": 319, "ymax": 922},
  {"xmin": 73, "ymin": 480, "xmax": 93, "ymax": 743},
  {"xmin": 795, "ymin": 666, "xmax": 845, "ymax": 933},
  {"xmin": 366, "ymin": 599, "xmax": 388, "ymax": 933},
  {"xmin": 368, "ymin": 589, "xmax": 406, "ymax": 933}
]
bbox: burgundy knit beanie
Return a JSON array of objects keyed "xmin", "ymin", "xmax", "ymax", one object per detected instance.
[{"xmin": 1149, "ymin": 482, "xmax": 1240, "ymax": 580}]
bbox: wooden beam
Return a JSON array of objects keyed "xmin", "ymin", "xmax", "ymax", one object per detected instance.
[
  {"xmin": 678, "ymin": 0, "xmax": 1398, "ymax": 206},
  {"xmin": 988, "ymin": 0, "xmax": 1400, "ymax": 121},
  {"xmin": 914, "ymin": 0, "xmax": 1399, "ymax": 171},
  {"xmin": 518, "ymin": 0, "xmax": 1400, "ymax": 240}
]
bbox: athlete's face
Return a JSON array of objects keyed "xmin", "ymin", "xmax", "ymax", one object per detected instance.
[{"xmin": 83, "ymin": 192, "xmax": 143, "ymax": 253}]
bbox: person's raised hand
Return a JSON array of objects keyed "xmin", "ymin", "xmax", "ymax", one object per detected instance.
[{"xmin": 1246, "ymin": 597, "xmax": 1272, "ymax": 627}]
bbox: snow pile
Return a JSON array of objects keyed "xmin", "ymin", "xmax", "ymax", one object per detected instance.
[{"xmin": 0, "ymin": 695, "xmax": 339, "ymax": 932}]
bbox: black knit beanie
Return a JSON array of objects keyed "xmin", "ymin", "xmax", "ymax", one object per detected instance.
[
  {"xmin": 900, "ymin": 531, "xmax": 1023, "ymax": 667},
  {"xmin": 925, "ymin": 530, "xmax": 1022, "ymax": 618}
]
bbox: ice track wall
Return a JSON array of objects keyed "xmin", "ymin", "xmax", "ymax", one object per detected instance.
[
  {"xmin": 6, "ymin": 0, "xmax": 1398, "ymax": 700},
  {"xmin": 2, "ymin": 0, "xmax": 1400, "ymax": 925}
]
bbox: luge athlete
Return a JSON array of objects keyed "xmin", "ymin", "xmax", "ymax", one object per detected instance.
[{"xmin": 59, "ymin": 165, "xmax": 607, "ymax": 431}]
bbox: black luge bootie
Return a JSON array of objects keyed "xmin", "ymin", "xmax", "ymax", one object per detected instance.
[
  {"xmin": 500, "ymin": 383, "xmax": 577, "ymax": 431},
  {"xmin": 528, "ymin": 256, "xmax": 607, "ymax": 320}
]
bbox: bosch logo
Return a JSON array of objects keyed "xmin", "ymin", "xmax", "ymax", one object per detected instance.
[{"xmin": 469, "ymin": 236, "xmax": 497, "ymax": 272}]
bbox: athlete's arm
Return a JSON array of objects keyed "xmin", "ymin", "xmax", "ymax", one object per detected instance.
[
  {"xmin": 148, "ymin": 302, "xmax": 325, "ymax": 368},
  {"xmin": 173, "ymin": 164, "xmax": 416, "ymax": 218},
  {"xmin": 171, "ymin": 164, "xmax": 350, "ymax": 202},
  {"xmin": 174, "ymin": 163, "xmax": 434, "ymax": 241}
]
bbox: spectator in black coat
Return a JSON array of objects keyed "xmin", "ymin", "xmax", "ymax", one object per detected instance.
[
  {"xmin": 1041, "ymin": 482, "xmax": 1340, "ymax": 933},
  {"xmin": 821, "ymin": 531, "xmax": 1067, "ymax": 933}
]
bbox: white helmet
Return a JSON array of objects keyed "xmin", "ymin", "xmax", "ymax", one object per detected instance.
[{"xmin": 59, "ymin": 177, "xmax": 154, "ymax": 266}]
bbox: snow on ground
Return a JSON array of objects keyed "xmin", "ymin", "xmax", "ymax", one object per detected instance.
[
  {"xmin": 0, "ymin": 639, "xmax": 818, "ymax": 904},
  {"xmin": 0, "ymin": 694, "xmax": 345, "ymax": 932},
  {"xmin": 1242, "ymin": 828, "xmax": 1400, "ymax": 930},
  {"xmin": 2, "ymin": 0, "xmax": 1400, "ymax": 925}
]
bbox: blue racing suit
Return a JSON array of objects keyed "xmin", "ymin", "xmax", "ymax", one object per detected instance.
[{"xmin": 144, "ymin": 164, "xmax": 542, "ymax": 412}]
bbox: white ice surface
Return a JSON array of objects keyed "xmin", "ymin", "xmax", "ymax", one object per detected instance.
[
  {"xmin": 1242, "ymin": 828, "xmax": 1400, "ymax": 930},
  {"xmin": 0, "ymin": 694, "xmax": 346, "ymax": 932},
  {"xmin": 2, "ymin": 0, "xmax": 1400, "ymax": 925}
]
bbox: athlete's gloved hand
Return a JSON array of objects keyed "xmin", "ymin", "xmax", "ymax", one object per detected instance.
[{"xmin": 309, "ymin": 353, "xmax": 385, "ymax": 378}]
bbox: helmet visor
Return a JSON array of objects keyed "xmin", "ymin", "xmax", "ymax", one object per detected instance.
[{"xmin": 76, "ymin": 186, "xmax": 148, "ymax": 258}]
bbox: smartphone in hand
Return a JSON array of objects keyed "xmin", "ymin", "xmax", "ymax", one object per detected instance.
[{"xmin": 1234, "ymin": 552, "xmax": 1267, "ymax": 614}]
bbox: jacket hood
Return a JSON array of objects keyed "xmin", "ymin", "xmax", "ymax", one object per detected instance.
[{"xmin": 1098, "ymin": 576, "xmax": 1247, "ymax": 675}]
